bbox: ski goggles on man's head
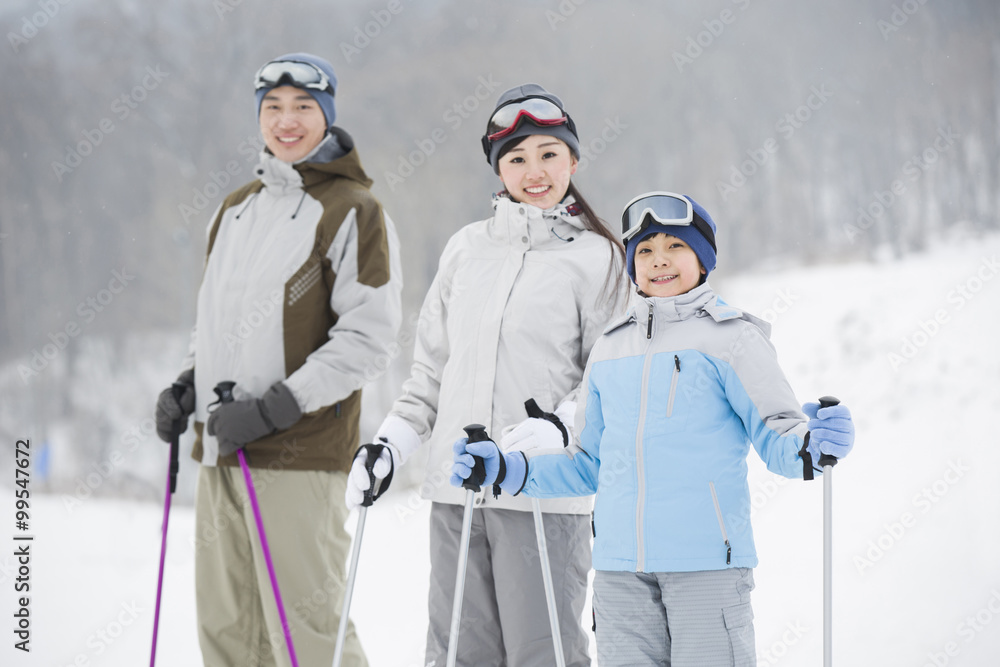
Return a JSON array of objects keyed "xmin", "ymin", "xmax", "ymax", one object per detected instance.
[
  {"xmin": 621, "ymin": 192, "xmax": 717, "ymax": 251},
  {"xmin": 485, "ymin": 96, "xmax": 571, "ymax": 142},
  {"xmin": 254, "ymin": 60, "xmax": 334, "ymax": 94}
]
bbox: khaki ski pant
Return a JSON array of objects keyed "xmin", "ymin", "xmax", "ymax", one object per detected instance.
[
  {"xmin": 425, "ymin": 501, "xmax": 592, "ymax": 667},
  {"xmin": 194, "ymin": 465, "xmax": 367, "ymax": 667}
]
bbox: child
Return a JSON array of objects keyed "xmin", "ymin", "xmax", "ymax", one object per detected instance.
[{"xmin": 451, "ymin": 192, "xmax": 856, "ymax": 667}]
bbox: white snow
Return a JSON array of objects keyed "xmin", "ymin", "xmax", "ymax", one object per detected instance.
[{"xmin": 2, "ymin": 231, "xmax": 999, "ymax": 666}]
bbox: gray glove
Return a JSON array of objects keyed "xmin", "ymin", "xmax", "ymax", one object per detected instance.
[
  {"xmin": 155, "ymin": 369, "xmax": 196, "ymax": 442},
  {"xmin": 206, "ymin": 382, "xmax": 302, "ymax": 457}
]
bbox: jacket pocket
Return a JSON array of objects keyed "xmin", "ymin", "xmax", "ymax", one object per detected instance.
[
  {"xmin": 722, "ymin": 602, "xmax": 756, "ymax": 666},
  {"xmin": 709, "ymin": 481, "xmax": 732, "ymax": 565}
]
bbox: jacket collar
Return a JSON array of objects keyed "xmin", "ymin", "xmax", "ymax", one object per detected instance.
[
  {"xmin": 604, "ymin": 283, "xmax": 771, "ymax": 337},
  {"xmin": 489, "ymin": 194, "xmax": 586, "ymax": 247},
  {"xmin": 255, "ymin": 127, "xmax": 373, "ymax": 196}
]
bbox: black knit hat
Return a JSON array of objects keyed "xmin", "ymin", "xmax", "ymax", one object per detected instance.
[{"xmin": 482, "ymin": 84, "xmax": 580, "ymax": 174}]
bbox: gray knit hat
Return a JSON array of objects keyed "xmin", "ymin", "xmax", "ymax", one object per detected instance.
[
  {"xmin": 482, "ymin": 84, "xmax": 580, "ymax": 174},
  {"xmin": 255, "ymin": 53, "xmax": 337, "ymax": 128}
]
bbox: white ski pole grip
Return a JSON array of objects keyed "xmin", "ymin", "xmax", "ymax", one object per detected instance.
[
  {"xmin": 819, "ymin": 395, "xmax": 840, "ymax": 667},
  {"xmin": 332, "ymin": 443, "xmax": 388, "ymax": 667}
]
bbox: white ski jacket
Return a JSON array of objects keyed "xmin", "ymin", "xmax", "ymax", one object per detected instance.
[{"xmin": 387, "ymin": 195, "xmax": 623, "ymax": 514}]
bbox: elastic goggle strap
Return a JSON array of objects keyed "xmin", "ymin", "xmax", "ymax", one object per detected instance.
[
  {"xmin": 254, "ymin": 60, "xmax": 333, "ymax": 94},
  {"xmin": 485, "ymin": 97, "xmax": 570, "ymax": 142}
]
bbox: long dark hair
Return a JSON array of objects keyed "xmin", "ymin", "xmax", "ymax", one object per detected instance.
[
  {"xmin": 495, "ymin": 137, "xmax": 627, "ymax": 312},
  {"xmin": 565, "ymin": 181, "xmax": 627, "ymax": 312}
]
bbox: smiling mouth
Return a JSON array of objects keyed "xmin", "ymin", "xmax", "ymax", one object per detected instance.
[
  {"xmin": 650, "ymin": 275, "xmax": 678, "ymax": 283},
  {"xmin": 523, "ymin": 185, "xmax": 551, "ymax": 195},
  {"xmin": 277, "ymin": 136, "xmax": 302, "ymax": 144}
]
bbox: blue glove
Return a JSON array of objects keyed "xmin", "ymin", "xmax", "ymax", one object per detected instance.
[
  {"xmin": 450, "ymin": 437, "xmax": 527, "ymax": 495},
  {"xmin": 803, "ymin": 402, "xmax": 855, "ymax": 461}
]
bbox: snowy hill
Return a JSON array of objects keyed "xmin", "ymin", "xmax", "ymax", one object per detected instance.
[{"xmin": 2, "ymin": 232, "xmax": 998, "ymax": 666}]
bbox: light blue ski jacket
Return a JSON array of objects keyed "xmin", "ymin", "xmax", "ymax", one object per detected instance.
[{"xmin": 522, "ymin": 283, "xmax": 811, "ymax": 573}]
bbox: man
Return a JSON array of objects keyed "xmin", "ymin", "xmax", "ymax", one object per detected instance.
[{"xmin": 155, "ymin": 52, "xmax": 401, "ymax": 666}]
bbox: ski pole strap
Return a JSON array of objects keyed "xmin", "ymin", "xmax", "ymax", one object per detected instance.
[
  {"xmin": 353, "ymin": 442, "xmax": 394, "ymax": 506},
  {"xmin": 492, "ymin": 449, "xmax": 506, "ymax": 499},
  {"xmin": 799, "ymin": 432, "xmax": 817, "ymax": 481},
  {"xmin": 524, "ymin": 398, "xmax": 569, "ymax": 447},
  {"xmin": 208, "ymin": 381, "xmax": 237, "ymax": 411}
]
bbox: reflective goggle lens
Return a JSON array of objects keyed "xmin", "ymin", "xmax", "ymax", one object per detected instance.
[
  {"xmin": 486, "ymin": 97, "xmax": 568, "ymax": 141},
  {"xmin": 254, "ymin": 61, "xmax": 331, "ymax": 93},
  {"xmin": 621, "ymin": 193, "xmax": 693, "ymax": 242}
]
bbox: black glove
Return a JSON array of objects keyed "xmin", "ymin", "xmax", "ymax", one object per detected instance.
[
  {"xmin": 206, "ymin": 382, "xmax": 302, "ymax": 457},
  {"xmin": 155, "ymin": 369, "xmax": 196, "ymax": 442}
]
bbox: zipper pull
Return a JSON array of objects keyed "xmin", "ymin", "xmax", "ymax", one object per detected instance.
[
  {"xmin": 646, "ymin": 303, "xmax": 653, "ymax": 339},
  {"xmin": 726, "ymin": 541, "xmax": 732, "ymax": 565},
  {"xmin": 674, "ymin": 355, "xmax": 681, "ymax": 372}
]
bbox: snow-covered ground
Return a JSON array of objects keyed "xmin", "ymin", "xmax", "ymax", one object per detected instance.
[{"xmin": 2, "ymin": 231, "xmax": 999, "ymax": 666}]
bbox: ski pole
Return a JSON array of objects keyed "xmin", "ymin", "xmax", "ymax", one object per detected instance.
[
  {"xmin": 522, "ymin": 399, "xmax": 567, "ymax": 667},
  {"xmin": 531, "ymin": 498, "xmax": 566, "ymax": 667},
  {"xmin": 213, "ymin": 382, "xmax": 300, "ymax": 667},
  {"xmin": 150, "ymin": 381, "xmax": 186, "ymax": 667},
  {"xmin": 817, "ymin": 395, "xmax": 840, "ymax": 667},
  {"xmin": 332, "ymin": 443, "xmax": 394, "ymax": 667},
  {"xmin": 446, "ymin": 424, "xmax": 489, "ymax": 667}
]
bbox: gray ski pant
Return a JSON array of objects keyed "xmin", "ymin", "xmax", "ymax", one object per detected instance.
[
  {"xmin": 424, "ymin": 502, "xmax": 592, "ymax": 667},
  {"xmin": 592, "ymin": 568, "xmax": 756, "ymax": 667}
]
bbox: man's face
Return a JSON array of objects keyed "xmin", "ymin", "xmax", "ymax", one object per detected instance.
[{"xmin": 258, "ymin": 86, "xmax": 327, "ymax": 163}]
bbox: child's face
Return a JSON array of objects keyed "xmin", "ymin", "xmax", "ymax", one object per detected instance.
[{"xmin": 634, "ymin": 233, "xmax": 705, "ymax": 297}]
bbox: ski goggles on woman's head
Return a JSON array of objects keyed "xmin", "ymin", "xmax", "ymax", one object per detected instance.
[
  {"xmin": 254, "ymin": 60, "xmax": 334, "ymax": 94},
  {"xmin": 485, "ymin": 96, "xmax": 571, "ymax": 142},
  {"xmin": 621, "ymin": 192, "xmax": 716, "ymax": 251}
]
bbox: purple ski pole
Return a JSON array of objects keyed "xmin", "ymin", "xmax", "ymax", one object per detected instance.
[
  {"xmin": 150, "ymin": 382, "xmax": 185, "ymax": 667},
  {"xmin": 214, "ymin": 382, "xmax": 299, "ymax": 667}
]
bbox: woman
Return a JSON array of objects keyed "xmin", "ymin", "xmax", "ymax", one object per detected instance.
[{"xmin": 346, "ymin": 84, "xmax": 625, "ymax": 666}]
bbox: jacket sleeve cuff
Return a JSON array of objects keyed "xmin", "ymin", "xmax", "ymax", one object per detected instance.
[
  {"xmin": 499, "ymin": 452, "xmax": 528, "ymax": 496},
  {"xmin": 261, "ymin": 381, "xmax": 304, "ymax": 431},
  {"xmin": 375, "ymin": 414, "xmax": 422, "ymax": 466}
]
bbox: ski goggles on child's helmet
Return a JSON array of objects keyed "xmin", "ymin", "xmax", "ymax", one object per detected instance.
[
  {"xmin": 484, "ymin": 97, "xmax": 572, "ymax": 142},
  {"xmin": 254, "ymin": 60, "xmax": 334, "ymax": 94},
  {"xmin": 621, "ymin": 192, "xmax": 717, "ymax": 251}
]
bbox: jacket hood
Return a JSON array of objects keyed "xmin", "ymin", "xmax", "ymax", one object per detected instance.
[
  {"xmin": 255, "ymin": 127, "xmax": 373, "ymax": 195},
  {"xmin": 490, "ymin": 193, "xmax": 588, "ymax": 242},
  {"xmin": 605, "ymin": 283, "xmax": 771, "ymax": 337}
]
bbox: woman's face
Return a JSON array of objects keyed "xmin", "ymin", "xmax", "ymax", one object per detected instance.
[{"xmin": 497, "ymin": 135, "xmax": 577, "ymax": 210}]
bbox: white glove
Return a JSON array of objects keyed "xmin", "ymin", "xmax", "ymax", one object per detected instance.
[
  {"xmin": 500, "ymin": 401, "xmax": 576, "ymax": 453},
  {"xmin": 346, "ymin": 442, "xmax": 397, "ymax": 511},
  {"xmin": 345, "ymin": 415, "xmax": 421, "ymax": 512}
]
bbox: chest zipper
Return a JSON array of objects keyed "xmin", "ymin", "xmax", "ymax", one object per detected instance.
[
  {"xmin": 709, "ymin": 482, "xmax": 732, "ymax": 565},
  {"xmin": 646, "ymin": 303, "xmax": 653, "ymax": 339},
  {"xmin": 666, "ymin": 355, "xmax": 680, "ymax": 418}
]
